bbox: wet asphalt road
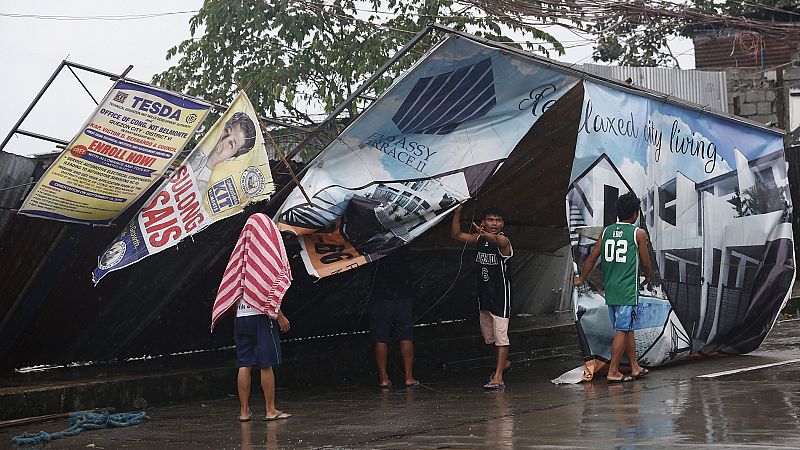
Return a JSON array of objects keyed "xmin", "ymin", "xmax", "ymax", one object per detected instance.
[{"xmin": 3, "ymin": 319, "xmax": 799, "ymax": 449}]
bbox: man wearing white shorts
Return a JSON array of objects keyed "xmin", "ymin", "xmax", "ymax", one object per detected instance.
[{"xmin": 451, "ymin": 204, "xmax": 513, "ymax": 389}]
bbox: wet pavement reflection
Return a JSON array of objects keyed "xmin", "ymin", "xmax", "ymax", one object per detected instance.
[{"xmin": 2, "ymin": 321, "xmax": 799, "ymax": 448}]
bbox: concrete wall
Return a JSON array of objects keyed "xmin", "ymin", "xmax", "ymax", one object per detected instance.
[{"xmin": 725, "ymin": 66, "xmax": 800, "ymax": 139}]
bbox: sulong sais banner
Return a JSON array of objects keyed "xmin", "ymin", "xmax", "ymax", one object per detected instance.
[{"xmin": 92, "ymin": 91, "xmax": 274, "ymax": 283}]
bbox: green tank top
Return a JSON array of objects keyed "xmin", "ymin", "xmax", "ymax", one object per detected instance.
[{"xmin": 600, "ymin": 223, "xmax": 639, "ymax": 306}]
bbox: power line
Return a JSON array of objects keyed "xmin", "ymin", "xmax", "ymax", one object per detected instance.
[{"xmin": 0, "ymin": 10, "xmax": 198, "ymax": 21}]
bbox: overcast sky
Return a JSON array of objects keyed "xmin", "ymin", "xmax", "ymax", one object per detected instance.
[{"xmin": 0, "ymin": 1, "xmax": 694, "ymax": 157}]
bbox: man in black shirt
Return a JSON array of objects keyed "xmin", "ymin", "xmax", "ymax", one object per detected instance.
[{"xmin": 451, "ymin": 204, "xmax": 512, "ymax": 389}]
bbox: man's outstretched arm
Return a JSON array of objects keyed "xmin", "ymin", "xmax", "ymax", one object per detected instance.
[
  {"xmin": 450, "ymin": 204, "xmax": 478, "ymax": 245},
  {"xmin": 473, "ymin": 224, "xmax": 511, "ymax": 256}
]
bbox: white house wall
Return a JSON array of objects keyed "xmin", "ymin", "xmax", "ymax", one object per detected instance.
[
  {"xmin": 573, "ymin": 158, "xmax": 631, "ymax": 229},
  {"xmin": 734, "ymin": 149, "xmax": 757, "ymax": 191}
]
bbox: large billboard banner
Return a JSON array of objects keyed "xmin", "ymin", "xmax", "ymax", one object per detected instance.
[
  {"xmin": 19, "ymin": 81, "xmax": 210, "ymax": 224},
  {"xmin": 276, "ymin": 35, "xmax": 580, "ymax": 277},
  {"xmin": 92, "ymin": 91, "xmax": 274, "ymax": 283},
  {"xmin": 568, "ymin": 81, "xmax": 794, "ymax": 371}
]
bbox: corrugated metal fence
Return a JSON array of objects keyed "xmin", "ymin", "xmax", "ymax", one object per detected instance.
[{"xmin": 579, "ymin": 64, "xmax": 729, "ymax": 114}]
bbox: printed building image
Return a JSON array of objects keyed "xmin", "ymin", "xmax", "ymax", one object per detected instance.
[
  {"xmin": 568, "ymin": 154, "xmax": 635, "ymax": 250},
  {"xmin": 569, "ymin": 150, "xmax": 793, "ymax": 351},
  {"xmin": 342, "ymin": 178, "xmax": 458, "ymax": 250}
]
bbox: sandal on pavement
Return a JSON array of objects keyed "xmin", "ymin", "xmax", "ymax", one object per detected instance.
[
  {"xmin": 607, "ymin": 375, "xmax": 635, "ymax": 384},
  {"xmin": 483, "ymin": 381, "xmax": 506, "ymax": 390},
  {"xmin": 263, "ymin": 411, "xmax": 291, "ymax": 421},
  {"xmin": 484, "ymin": 365, "xmax": 513, "ymax": 384}
]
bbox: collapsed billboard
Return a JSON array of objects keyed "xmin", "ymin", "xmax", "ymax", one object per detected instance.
[
  {"xmin": 569, "ymin": 81, "xmax": 794, "ymax": 370},
  {"xmin": 19, "ymin": 81, "xmax": 210, "ymax": 225},
  {"xmin": 276, "ymin": 35, "xmax": 579, "ymax": 277},
  {"xmin": 93, "ymin": 91, "xmax": 274, "ymax": 283},
  {"xmin": 279, "ymin": 31, "xmax": 793, "ymax": 369}
]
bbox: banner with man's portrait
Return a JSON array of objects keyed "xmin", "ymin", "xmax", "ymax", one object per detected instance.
[{"xmin": 92, "ymin": 91, "xmax": 274, "ymax": 283}]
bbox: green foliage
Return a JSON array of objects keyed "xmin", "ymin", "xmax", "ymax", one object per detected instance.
[
  {"xmin": 741, "ymin": 184, "xmax": 785, "ymax": 216},
  {"xmin": 153, "ymin": 0, "xmax": 564, "ymax": 126},
  {"xmin": 589, "ymin": 0, "xmax": 799, "ymax": 67}
]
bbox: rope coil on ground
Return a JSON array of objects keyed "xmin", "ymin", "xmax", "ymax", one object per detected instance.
[{"xmin": 11, "ymin": 410, "xmax": 149, "ymax": 446}]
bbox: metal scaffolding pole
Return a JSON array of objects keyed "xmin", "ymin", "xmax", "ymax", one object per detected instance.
[
  {"xmin": 272, "ymin": 24, "xmax": 438, "ymax": 203},
  {"xmin": 0, "ymin": 60, "xmax": 66, "ymax": 153}
]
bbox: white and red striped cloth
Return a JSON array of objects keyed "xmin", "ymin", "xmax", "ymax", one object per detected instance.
[{"xmin": 211, "ymin": 213, "xmax": 292, "ymax": 331}]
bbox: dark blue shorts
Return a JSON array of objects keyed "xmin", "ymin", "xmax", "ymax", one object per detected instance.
[
  {"xmin": 368, "ymin": 299, "xmax": 413, "ymax": 342},
  {"xmin": 234, "ymin": 315, "xmax": 282, "ymax": 368}
]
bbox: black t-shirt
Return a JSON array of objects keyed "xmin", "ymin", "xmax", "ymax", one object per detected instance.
[
  {"xmin": 476, "ymin": 234, "xmax": 512, "ymax": 318},
  {"xmin": 369, "ymin": 246, "xmax": 413, "ymax": 302}
]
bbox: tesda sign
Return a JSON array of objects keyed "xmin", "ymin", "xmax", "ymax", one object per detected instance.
[{"xmin": 20, "ymin": 81, "xmax": 210, "ymax": 224}]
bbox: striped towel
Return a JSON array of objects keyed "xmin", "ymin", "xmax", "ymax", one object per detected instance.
[{"xmin": 211, "ymin": 213, "xmax": 292, "ymax": 331}]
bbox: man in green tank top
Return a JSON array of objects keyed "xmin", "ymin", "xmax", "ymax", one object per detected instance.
[{"xmin": 574, "ymin": 192, "xmax": 652, "ymax": 383}]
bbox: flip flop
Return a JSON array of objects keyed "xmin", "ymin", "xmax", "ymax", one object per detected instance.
[
  {"xmin": 633, "ymin": 368, "xmax": 650, "ymax": 379},
  {"xmin": 379, "ymin": 381, "xmax": 392, "ymax": 389},
  {"xmin": 238, "ymin": 412, "xmax": 252, "ymax": 422},
  {"xmin": 484, "ymin": 365, "xmax": 513, "ymax": 383},
  {"xmin": 483, "ymin": 382, "xmax": 505, "ymax": 390},
  {"xmin": 405, "ymin": 381, "xmax": 420, "ymax": 387},
  {"xmin": 263, "ymin": 411, "xmax": 291, "ymax": 421},
  {"xmin": 607, "ymin": 375, "xmax": 635, "ymax": 384}
]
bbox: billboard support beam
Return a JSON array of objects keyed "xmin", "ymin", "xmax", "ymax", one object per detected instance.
[
  {"xmin": 15, "ymin": 129, "xmax": 69, "ymax": 147},
  {"xmin": 0, "ymin": 60, "xmax": 66, "ymax": 153},
  {"xmin": 1, "ymin": 61, "xmax": 312, "ymax": 157}
]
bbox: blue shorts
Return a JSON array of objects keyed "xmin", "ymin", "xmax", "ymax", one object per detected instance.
[
  {"xmin": 234, "ymin": 315, "xmax": 282, "ymax": 368},
  {"xmin": 608, "ymin": 305, "xmax": 636, "ymax": 331},
  {"xmin": 368, "ymin": 299, "xmax": 413, "ymax": 342}
]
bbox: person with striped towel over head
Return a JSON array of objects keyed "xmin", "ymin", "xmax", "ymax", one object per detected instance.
[{"xmin": 211, "ymin": 213, "xmax": 293, "ymax": 421}]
